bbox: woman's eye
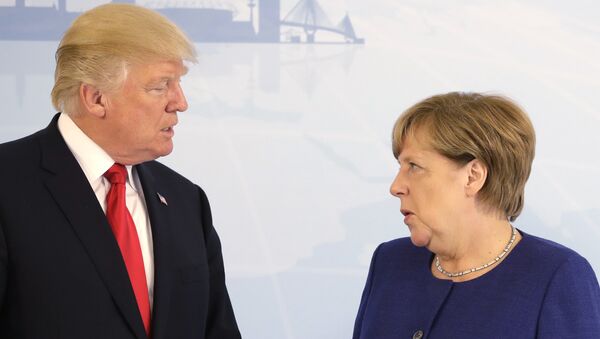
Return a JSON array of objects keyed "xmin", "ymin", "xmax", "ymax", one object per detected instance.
[
  {"xmin": 398, "ymin": 160, "xmax": 421, "ymax": 172},
  {"xmin": 407, "ymin": 162, "xmax": 422, "ymax": 172}
]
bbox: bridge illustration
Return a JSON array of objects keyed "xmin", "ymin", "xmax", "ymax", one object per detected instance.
[
  {"xmin": 0, "ymin": 0, "xmax": 364, "ymax": 44},
  {"xmin": 280, "ymin": 0, "xmax": 364, "ymax": 44}
]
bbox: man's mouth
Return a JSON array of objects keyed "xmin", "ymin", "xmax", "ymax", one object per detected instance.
[{"xmin": 161, "ymin": 127, "xmax": 175, "ymax": 137}]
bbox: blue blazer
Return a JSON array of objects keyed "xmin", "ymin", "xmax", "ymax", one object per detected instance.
[
  {"xmin": 353, "ymin": 231, "xmax": 600, "ymax": 338},
  {"xmin": 0, "ymin": 115, "xmax": 241, "ymax": 339}
]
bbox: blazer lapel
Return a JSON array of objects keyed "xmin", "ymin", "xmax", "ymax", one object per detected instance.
[
  {"xmin": 136, "ymin": 163, "xmax": 173, "ymax": 339},
  {"xmin": 39, "ymin": 115, "xmax": 148, "ymax": 339}
]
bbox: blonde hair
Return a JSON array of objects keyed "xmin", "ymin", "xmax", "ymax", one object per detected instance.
[
  {"xmin": 51, "ymin": 3, "xmax": 197, "ymax": 114},
  {"xmin": 392, "ymin": 92, "xmax": 536, "ymax": 221}
]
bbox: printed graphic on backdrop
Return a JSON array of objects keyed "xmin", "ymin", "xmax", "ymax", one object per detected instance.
[{"xmin": 0, "ymin": 0, "xmax": 364, "ymax": 44}]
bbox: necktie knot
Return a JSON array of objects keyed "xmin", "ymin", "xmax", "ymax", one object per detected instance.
[{"xmin": 104, "ymin": 163, "xmax": 127, "ymax": 185}]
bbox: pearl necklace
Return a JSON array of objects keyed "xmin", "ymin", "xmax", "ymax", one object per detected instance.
[{"xmin": 434, "ymin": 225, "xmax": 517, "ymax": 278}]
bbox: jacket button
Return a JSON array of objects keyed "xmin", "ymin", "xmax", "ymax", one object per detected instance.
[{"xmin": 412, "ymin": 330, "xmax": 424, "ymax": 339}]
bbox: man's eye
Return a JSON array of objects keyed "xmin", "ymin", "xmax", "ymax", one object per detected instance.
[
  {"xmin": 147, "ymin": 87, "xmax": 166, "ymax": 94},
  {"xmin": 148, "ymin": 82, "xmax": 168, "ymax": 92}
]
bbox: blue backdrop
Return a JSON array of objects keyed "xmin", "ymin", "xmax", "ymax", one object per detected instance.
[{"xmin": 1, "ymin": 1, "xmax": 599, "ymax": 338}]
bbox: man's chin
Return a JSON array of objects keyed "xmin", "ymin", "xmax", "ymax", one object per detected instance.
[{"xmin": 155, "ymin": 143, "xmax": 174, "ymax": 158}]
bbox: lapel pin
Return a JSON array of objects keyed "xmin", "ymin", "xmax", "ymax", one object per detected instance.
[{"xmin": 157, "ymin": 192, "xmax": 168, "ymax": 206}]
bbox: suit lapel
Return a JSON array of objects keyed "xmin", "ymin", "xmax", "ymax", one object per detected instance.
[
  {"xmin": 39, "ymin": 115, "xmax": 147, "ymax": 339},
  {"xmin": 136, "ymin": 164, "xmax": 173, "ymax": 339}
]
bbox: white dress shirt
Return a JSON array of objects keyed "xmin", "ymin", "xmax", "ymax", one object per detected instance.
[{"xmin": 58, "ymin": 113, "xmax": 155, "ymax": 308}]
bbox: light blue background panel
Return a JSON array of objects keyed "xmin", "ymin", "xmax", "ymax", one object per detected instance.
[{"xmin": 1, "ymin": 1, "xmax": 599, "ymax": 338}]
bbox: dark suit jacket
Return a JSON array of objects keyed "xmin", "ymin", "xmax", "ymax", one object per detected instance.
[{"xmin": 0, "ymin": 114, "xmax": 241, "ymax": 339}]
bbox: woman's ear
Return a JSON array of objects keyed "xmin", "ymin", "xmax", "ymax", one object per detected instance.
[
  {"xmin": 79, "ymin": 83, "xmax": 107, "ymax": 118},
  {"xmin": 465, "ymin": 159, "xmax": 487, "ymax": 197}
]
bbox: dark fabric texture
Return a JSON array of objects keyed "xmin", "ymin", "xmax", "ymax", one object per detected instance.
[
  {"xmin": 353, "ymin": 230, "xmax": 600, "ymax": 339},
  {"xmin": 0, "ymin": 114, "xmax": 241, "ymax": 339}
]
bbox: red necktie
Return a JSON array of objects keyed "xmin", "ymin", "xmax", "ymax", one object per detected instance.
[{"xmin": 104, "ymin": 164, "xmax": 151, "ymax": 336}]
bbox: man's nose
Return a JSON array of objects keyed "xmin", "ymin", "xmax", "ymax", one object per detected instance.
[{"xmin": 167, "ymin": 82, "xmax": 188, "ymax": 113}]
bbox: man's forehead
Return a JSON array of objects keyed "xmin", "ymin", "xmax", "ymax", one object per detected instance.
[{"xmin": 130, "ymin": 60, "xmax": 188, "ymax": 79}]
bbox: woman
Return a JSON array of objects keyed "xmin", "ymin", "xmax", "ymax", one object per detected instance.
[{"xmin": 353, "ymin": 92, "xmax": 600, "ymax": 339}]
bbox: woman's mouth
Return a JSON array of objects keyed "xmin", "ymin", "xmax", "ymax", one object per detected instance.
[{"xmin": 401, "ymin": 209, "xmax": 414, "ymax": 224}]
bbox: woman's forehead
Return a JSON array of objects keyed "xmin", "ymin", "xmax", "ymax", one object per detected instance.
[
  {"xmin": 396, "ymin": 129, "xmax": 437, "ymax": 159},
  {"xmin": 395, "ymin": 124, "xmax": 433, "ymax": 155}
]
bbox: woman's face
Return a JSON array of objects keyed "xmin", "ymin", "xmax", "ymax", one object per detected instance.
[{"xmin": 390, "ymin": 129, "xmax": 470, "ymax": 251}]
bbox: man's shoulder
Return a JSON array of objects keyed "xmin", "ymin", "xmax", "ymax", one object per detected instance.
[
  {"xmin": 0, "ymin": 129, "xmax": 44, "ymax": 154},
  {"xmin": 0, "ymin": 128, "xmax": 48, "ymax": 171}
]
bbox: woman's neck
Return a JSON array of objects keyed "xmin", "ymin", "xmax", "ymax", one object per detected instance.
[{"xmin": 431, "ymin": 215, "xmax": 521, "ymax": 282}]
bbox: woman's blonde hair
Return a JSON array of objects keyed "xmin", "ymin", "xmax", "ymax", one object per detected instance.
[
  {"xmin": 392, "ymin": 92, "xmax": 536, "ymax": 221},
  {"xmin": 51, "ymin": 3, "xmax": 197, "ymax": 114}
]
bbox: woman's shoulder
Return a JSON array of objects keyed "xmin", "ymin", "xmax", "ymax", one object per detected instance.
[
  {"xmin": 520, "ymin": 232, "xmax": 600, "ymax": 336},
  {"xmin": 512, "ymin": 231, "xmax": 597, "ymax": 284},
  {"xmin": 518, "ymin": 231, "xmax": 589, "ymax": 267}
]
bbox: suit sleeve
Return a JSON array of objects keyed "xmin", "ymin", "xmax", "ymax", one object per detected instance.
[
  {"xmin": 537, "ymin": 254, "xmax": 600, "ymax": 338},
  {"xmin": 353, "ymin": 244, "xmax": 382, "ymax": 339},
  {"xmin": 197, "ymin": 186, "xmax": 242, "ymax": 339}
]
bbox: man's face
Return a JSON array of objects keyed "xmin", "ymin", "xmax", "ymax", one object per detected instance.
[{"xmin": 102, "ymin": 59, "xmax": 188, "ymax": 164}]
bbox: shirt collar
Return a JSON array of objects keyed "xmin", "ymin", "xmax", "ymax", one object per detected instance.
[{"xmin": 57, "ymin": 113, "xmax": 138, "ymax": 192}]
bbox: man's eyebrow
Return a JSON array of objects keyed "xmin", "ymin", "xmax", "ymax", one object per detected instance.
[{"xmin": 149, "ymin": 75, "xmax": 180, "ymax": 83}]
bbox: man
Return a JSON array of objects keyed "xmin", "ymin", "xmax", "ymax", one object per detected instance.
[{"xmin": 0, "ymin": 4, "xmax": 241, "ymax": 339}]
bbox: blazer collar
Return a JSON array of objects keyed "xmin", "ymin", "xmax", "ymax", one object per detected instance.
[
  {"xmin": 135, "ymin": 163, "xmax": 173, "ymax": 339},
  {"xmin": 39, "ymin": 114, "xmax": 148, "ymax": 339}
]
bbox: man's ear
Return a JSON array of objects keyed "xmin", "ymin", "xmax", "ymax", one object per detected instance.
[
  {"xmin": 79, "ymin": 83, "xmax": 107, "ymax": 118},
  {"xmin": 465, "ymin": 159, "xmax": 487, "ymax": 197}
]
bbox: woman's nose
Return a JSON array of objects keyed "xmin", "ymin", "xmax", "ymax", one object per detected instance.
[{"xmin": 390, "ymin": 171, "xmax": 407, "ymax": 197}]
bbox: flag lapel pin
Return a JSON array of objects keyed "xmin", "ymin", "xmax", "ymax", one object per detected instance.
[{"xmin": 157, "ymin": 192, "xmax": 168, "ymax": 206}]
